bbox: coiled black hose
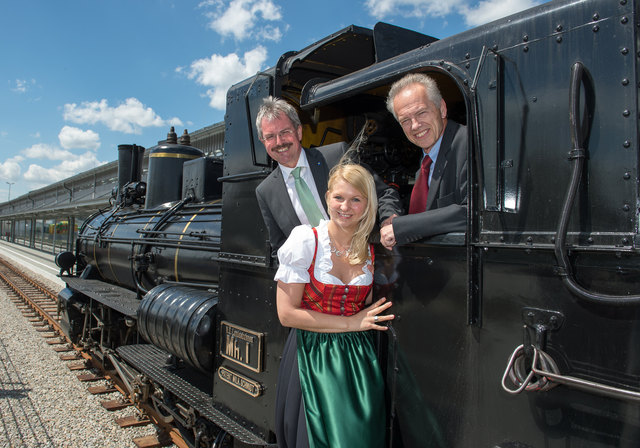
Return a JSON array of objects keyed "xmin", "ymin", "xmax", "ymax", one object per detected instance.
[{"xmin": 554, "ymin": 62, "xmax": 640, "ymax": 305}]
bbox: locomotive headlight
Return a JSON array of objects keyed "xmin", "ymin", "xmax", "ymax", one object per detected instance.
[{"xmin": 135, "ymin": 181, "xmax": 146, "ymax": 196}]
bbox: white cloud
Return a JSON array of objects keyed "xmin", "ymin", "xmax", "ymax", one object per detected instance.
[
  {"xmin": 460, "ymin": 0, "xmax": 540, "ymax": 26},
  {"xmin": 365, "ymin": 0, "xmax": 540, "ymax": 26},
  {"xmin": 11, "ymin": 79, "xmax": 35, "ymax": 93},
  {"xmin": 21, "ymin": 143, "xmax": 75, "ymax": 161},
  {"xmin": 186, "ymin": 46, "xmax": 268, "ymax": 110},
  {"xmin": 2, "ymin": 143, "xmax": 107, "ymax": 193},
  {"xmin": 23, "ymin": 151, "xmax": 105, "ymax": 184},
  {"xmin": 256, "ymin": 24, "xmax": 285, "ymax": 42},
  {"xmin": 63, "ymin": 98, "xmax": 183, "ymax": 134},
  {"xmin": 204, "ymin": 0, "xmax": 283, "ymax": 42},
  {"xmin": 58, "ymin": 126, "xmax": 100, "ymax": 151},
  {"xmin": 13, "ymin": 79, "xmax": 27, "ymax": 93},
  {"xmin": 0, "ymin": 156, "xmax": 23, "ymax": 181},
  {"xmin": 365, "ymin": 0, "xmax": 461, "ymax": 19}
]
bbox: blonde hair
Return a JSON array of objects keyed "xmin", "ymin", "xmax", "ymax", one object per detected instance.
[{"xmin": 327, "ymin": 164, "xmax": 377, "ymax": 265}]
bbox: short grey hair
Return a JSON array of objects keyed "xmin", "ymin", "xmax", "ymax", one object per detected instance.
[
  {"xmin": 386, "ymin": 73, "xmax": 443, "ymax": 120},
  {"xmin": 255, "ymin": 96, "xmax": 302, "ymax": 140}
]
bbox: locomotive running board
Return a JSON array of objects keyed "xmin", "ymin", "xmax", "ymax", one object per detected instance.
[
  {"xmin": 63, "ymin": 277, "xmax": 139, "ymax": 317},
  {"xmin": 117, "ymin": 344, "xmax": 275, "ymax": 446}
]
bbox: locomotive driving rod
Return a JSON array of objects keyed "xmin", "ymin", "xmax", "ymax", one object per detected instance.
[
  {"xmin": 501, "ymin": 345, "xmax": 640, "ymax": 402},
  {"xmin": 554, "ymin": 61, "xmax": 640, "ymax": 305}
]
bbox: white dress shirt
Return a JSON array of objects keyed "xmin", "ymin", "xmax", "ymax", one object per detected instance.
[{"xmin": 278, "ymin": 150, "xmax": 329, "ymax": 225}]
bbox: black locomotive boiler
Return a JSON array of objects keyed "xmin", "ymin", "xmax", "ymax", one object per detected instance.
[{"xmin": 57, "ymin": 0, "xmax": 640, "ymax": 446}]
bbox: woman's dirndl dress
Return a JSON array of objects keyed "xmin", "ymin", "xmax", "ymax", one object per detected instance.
[{"xmin": 274, "ymin": 221, "xmax": 386, "ymax": 448}]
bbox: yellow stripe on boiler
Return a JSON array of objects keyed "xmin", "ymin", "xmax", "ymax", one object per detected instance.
[{"xmin": 174, "ymin": 208, "xmax": 205, "ymax": 282}]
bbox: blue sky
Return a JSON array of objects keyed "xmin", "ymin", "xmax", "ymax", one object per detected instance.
[{"xmin": 0, "ymin": 0, "xmax": 543, "ymax": 200}]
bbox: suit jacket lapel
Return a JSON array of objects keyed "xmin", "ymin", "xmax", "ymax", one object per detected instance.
[
  {"xmin": 426, "ymin": 121, "xmax": 456, "ymax": 210},
  {"xmin": 271, "ymin": 167, "xmax": 301, "ymax": 229},
  {"xmin": 306, "ymin": 148, "xmax": 329, "ymax": 212}
]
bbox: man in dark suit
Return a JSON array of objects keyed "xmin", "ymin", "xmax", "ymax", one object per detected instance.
[
  {"xmin": 255, "ymin": 96, "xmax": 401, "ymax": 253},
  {"xmin": 380, "ymin": 73, "xmax": 467, "ymax": 249}
]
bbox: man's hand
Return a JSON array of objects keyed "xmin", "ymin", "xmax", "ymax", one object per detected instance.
[{"xmin": 380, "ymin": 214, "xmax": 397, "ymax": 250}]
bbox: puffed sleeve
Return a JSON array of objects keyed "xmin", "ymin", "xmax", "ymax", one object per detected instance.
[{"xmin": 274, "ymin": 225, "xmax": 315, "ymax": 283}]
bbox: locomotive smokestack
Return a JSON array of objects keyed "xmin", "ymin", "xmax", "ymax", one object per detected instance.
[{"xmin": 130, "ymin": 144, "xmax": 144, "ymax": 183}]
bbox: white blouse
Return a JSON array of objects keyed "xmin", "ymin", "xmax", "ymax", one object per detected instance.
[{"xmin": 274, "ymin": 220, "xmax": 373, "ymax": 286}]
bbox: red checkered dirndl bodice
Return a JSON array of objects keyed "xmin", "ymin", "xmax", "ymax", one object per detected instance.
[{"xmin": 301, "ymin": 228, "xmax": 374, "ymax": 317}]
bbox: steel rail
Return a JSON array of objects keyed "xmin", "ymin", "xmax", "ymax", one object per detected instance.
[{"xmin": 0, "ymin": 255, "xmax": 190, "ymax": 448}]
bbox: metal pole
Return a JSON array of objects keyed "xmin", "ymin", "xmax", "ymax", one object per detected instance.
[{"xmin": 6, "ymin": 182, "xmax": 14, "ymax": 201}]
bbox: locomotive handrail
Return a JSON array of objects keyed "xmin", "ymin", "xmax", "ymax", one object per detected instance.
[
  {"xmin": 94, "ymin": 203, "xmax": 124, "ymax": 237},
  {"xmin": 135, "ymin": 229, "xmax": 216, "ymax": 239},
  {"xmin": 79, "ymin": 205, "xmax": 113, "ymax": 234},
  {"xmin": 470, "ymin": 45, "xmax": 489, "ymax": 93},
  {"xmin": 554, "ymin": 61, "xmax": 640, "ymax": 305},
  {"xmin": 217, "ymin": 170, "xmax": 270, "ymax": 183},
  {"xmin": 78, "ymin": 235, "xmax": 221, "ymax": 249},
  {"xmin": 502, "ymin": 345, "xmax": 640, "ymax": 403},
  {"xmin": 125, "ymin": 239, "xmax": 222, "ymax": 250}
]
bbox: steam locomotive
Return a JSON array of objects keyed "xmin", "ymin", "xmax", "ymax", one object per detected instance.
[{"xmin": 57, "ymin": 0, "xmax": 640, "ymax": 446}]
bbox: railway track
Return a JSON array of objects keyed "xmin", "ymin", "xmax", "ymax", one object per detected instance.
[{"xmin": 0, "ymin": 255, "xmax": 188, "ymax": 448}]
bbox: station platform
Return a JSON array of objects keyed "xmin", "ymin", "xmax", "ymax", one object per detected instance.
[{"xmin": 0, "ymin": 240, "xmax": 66, "ymax": 289}]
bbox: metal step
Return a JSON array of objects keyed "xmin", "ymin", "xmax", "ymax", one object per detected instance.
[{"xmin": 118, "ymin": 344, "xmax": 275, "ymax": 446}]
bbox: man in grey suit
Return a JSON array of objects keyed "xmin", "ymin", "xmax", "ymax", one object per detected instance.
[
  {"xmin": 380, "ymin": 73, "xmax": 467, "ymax": 249},
  {"xmin": 255, "ymin": 96, "xmax": 401, "ymax": 253}
]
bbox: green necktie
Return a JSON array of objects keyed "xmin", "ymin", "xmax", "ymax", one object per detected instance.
[{"xmin": 292, "ymin": 167, "xmax": 324, "ymax": 227}]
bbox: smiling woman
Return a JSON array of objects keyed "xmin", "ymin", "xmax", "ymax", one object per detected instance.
[
  {"xmin": 273, "ymin": 163, "xmax": 393, "ymax": 448},
  {"xmin": 325, "ymin": 164, "xmax": 378, "ymax": 266}
]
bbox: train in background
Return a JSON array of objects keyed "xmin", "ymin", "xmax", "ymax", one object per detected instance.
[{"xmin": 56, "ymin": 0, "xmax": 640, "ymax": 446}]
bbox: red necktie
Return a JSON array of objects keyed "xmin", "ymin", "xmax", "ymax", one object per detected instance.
[{"xmin": 409, "ymin": 155, "xmax": 433, "ymax": 214}]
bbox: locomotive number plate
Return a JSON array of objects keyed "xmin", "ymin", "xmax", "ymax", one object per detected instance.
[{"xmin": 220, "ymin": 321, "xmax": 264, "ymax": 372}]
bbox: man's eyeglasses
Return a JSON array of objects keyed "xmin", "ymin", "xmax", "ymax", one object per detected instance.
[{"xmin": 262, "ymin": 128, "xmax": 295, "ymax": 143}]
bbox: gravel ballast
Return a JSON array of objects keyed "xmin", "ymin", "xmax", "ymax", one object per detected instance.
[{"xmin": 0, "ymin": 255, "xmax": 178, "ymax": 447}]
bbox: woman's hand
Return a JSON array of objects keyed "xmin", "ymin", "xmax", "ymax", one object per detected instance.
[{"xmin": 350, "ymin": 297, "xmax": 394, "ymax": 331}]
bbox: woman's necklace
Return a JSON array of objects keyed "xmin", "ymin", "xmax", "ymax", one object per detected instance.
[{"xmin": 329, "ymin": 235, "xmax": 353, "ymax": 258}]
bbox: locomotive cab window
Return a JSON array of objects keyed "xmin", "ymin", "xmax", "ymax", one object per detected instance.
[
  {"xmin": 381, "ymin": 71, "xmax": 468, "ymax": 248},
  {"xmin": 299, "ymin": 70, "xmax": 470, "ymax": 248},
  {"xmin": 297, "ymin": 69, "xmax": 473, "ymax": 323}
]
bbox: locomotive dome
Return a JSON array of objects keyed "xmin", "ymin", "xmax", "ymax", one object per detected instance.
[{"xmin": 145, "ymin": 126, "xmax": 204, "ymax": 209}]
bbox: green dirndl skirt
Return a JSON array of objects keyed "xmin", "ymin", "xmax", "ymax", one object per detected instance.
[{"xmin": 296, "ymin": 329, "xmax": 386, "ymax": 448}]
